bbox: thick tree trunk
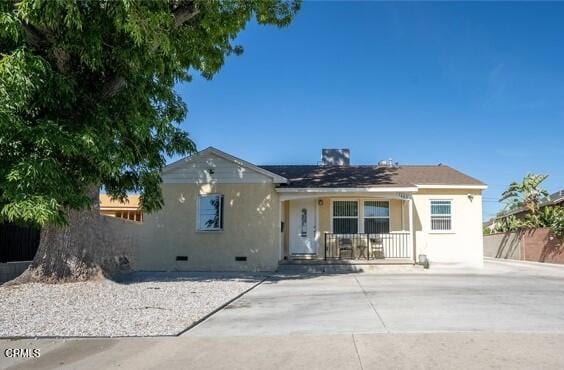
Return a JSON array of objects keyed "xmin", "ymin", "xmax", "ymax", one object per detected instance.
[{"xmin": 11, "ymin": 187, "xmax": 132, "ymax": 284}]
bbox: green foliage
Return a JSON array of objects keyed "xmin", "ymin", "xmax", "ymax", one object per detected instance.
[
  {"xmin": 493, "ymin": 207, "xmax": 564, "ymax": 239},
  {"xmin": 499, "ymin": 173, "xmax": 549, "ymax": 214},
  {"xmin": 0, "ymin": 0, "xmax": 300, "ymax": 225},
  {"xmin": 525, "ymin": 206, "xmax": 564, "ymax": 239},
  {"xmin": 493, "ymin": 215, "xmax": 524, "ymax": 233}
]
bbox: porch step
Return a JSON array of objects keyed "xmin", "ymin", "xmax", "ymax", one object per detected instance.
[{"xmin": 277, "ymin": 259, "xmax": 420, "ymax": 274}]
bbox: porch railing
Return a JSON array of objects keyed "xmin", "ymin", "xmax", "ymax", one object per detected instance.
[{"xmin": 324, "ymin": 232, "xmax": 411, "ymax": 260}]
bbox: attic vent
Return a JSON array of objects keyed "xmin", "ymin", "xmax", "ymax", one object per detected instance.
[{"xmin": 321, "ymin": 149, "xmax": 350, "ymax": 166}]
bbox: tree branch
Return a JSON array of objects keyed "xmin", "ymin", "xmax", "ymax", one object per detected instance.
[
  {"xmin": 22, "ymin": 23, "xmax": 48, "ymax": 50},
  {"xmin": 173, "ymin": 3, "xmax": 200, "ymax": 27},
  {"xmin": 100, "ymin": 2, "xmax": 200, "ymax": 100}
]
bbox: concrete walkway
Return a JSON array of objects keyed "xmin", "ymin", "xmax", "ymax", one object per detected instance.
[
  {"xmin": 3, "ymin": 333, "xmax": 564, "ymax": 370},
  {"xmin": 187, "ymin": 260, "xmax": 564, "ymax": 336},
  {"xmin": 3, "ymin": 260, "xmax": 564, "ymax": 369}
]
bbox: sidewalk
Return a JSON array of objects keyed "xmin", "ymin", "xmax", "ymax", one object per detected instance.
[{"xmin": 3, "ymin": 333, "xmax": 564, "ymax": 370}]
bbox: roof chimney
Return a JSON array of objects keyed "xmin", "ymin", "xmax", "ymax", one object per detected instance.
[{"xmin": 321, "ymin": 149, "xmax": 350, "ymax": 166}]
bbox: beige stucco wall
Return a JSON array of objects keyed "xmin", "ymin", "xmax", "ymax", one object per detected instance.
[
  {"xmin": 284, "ymin": 192, "xmax": 483, "ymax": 267},
  {"xmin": 299, "ymin": 196, "xmax": 407, "ymax": 259},
  {"xmin": 132, "ymin": 183, "xmax": 281, "ymax": 272},
  {"xmin": 412, "ymin": 189, "xmax": 483, "ymax": 267}
]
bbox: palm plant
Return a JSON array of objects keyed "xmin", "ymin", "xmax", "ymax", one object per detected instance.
[{"xmin": 500, "ymin": 173, "xmax": 549, "ymax": 214}]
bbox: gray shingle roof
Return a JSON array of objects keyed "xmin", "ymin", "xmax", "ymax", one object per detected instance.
[{"xmin": 258, "ymin": 165, "xmax": 485, "ymax": 188}]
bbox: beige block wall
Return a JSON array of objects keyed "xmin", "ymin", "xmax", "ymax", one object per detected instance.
[
  {"xmin": 412, "ymin": 189, "xmax": 483, "ymax": 267},
  {"xmin": 132, "ymin": 183, "xmax": 281, "ymax": 272}
]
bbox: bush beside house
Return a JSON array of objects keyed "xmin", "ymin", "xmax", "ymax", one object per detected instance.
[{"xmin": 484, "ymin": 174, "xmax": 564, "ymax": 263}]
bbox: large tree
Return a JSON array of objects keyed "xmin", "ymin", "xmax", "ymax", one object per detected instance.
[{"xmin": 0, "ymin": 0, "xmax": 299, "ymax": 282}]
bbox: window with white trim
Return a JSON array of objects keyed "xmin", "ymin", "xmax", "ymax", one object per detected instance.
[
  {"xmin": 430, "ymin": 200, "xmax": 452, "ymax": 231},
  {"xmin": 332, "ymin": 200, "xmax": 358, "ymax": 234},
  {"xmin": 198, "ymin": 194, "xmax": 224, "ymax": 231},
  {"xmin": 364, "ymin": 201, "xmax": 390, "ymax": 233}
]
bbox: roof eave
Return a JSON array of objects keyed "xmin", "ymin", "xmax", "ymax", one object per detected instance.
[
  {"xmin": 275, "ymin": 186, "xmax": 419, "ymax": 193},
  {"xmin": 415, "ymin": 184, "xmax": 488, "ymax": 190}
]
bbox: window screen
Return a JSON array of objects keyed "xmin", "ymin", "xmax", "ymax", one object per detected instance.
[
  {"xmin": 430, "ymin": 200, "xmax": 452, "ymax": 231},
  {"xmin": 332, "ymin": 201, "xmax": 358, "ymax": 234},
  {"xmin": 364, "ymin": 201, "xmax": 390, "ymax": 233}
]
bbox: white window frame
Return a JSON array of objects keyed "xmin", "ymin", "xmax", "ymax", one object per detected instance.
[
  {"xmin": 363, "ymin": 200, "xmax": 390, "ymax": 234},
  {"xmin": 429, "ymin": 199, "xmax": 454, "ymax": 233},
  {"xmin": 330, "ymin": 199, "xmax": 391, "ymax": 234},
  {"xmin": 197, "ymin": 193, "xmax": 224, "ymax": 232},
  {"xmin": 331, "ymin": 199, "xmax": 359, "ymax": 234}
]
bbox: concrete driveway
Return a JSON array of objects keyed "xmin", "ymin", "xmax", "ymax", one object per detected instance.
[
  {"xmin": 4, "ymin": 259, "xmax": 564, "ymax": 370},
  {"xmin": 187, "ymin": 259, "xmax": 564, "ymax": 336}
]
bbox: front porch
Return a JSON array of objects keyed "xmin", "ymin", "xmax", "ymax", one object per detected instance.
[
  {"xmin": 279, "ymin": 190, "xmax": 416, "ymax": 263},
  {"xmin": 324, "ymin": 232, "xmax": 411, "ymax": 260}
]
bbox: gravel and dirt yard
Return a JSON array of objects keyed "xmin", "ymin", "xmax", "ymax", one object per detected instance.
[{"xmin": 0, "ymin": 272, "xmax": 264, "ymax": 337}]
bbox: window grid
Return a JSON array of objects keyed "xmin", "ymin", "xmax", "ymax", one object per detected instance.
[{"xmin": 430, "ymin": 200, "xmax": 452, "ymax": 231}]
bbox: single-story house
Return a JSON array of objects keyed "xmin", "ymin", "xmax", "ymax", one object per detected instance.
[
  {"xmin": 131, "ymin": 147, "xmax": 487, "ymax": 271},
  {"xmin": 100, "ymin": 194, "xmax": 143, "ymax": 223}
]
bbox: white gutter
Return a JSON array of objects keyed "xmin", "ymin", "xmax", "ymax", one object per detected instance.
[
  {"xmin": 275, "ymin": 187, "xmax": 419, "ymax": 193},
  {"xmin": 415, "ymin": 184, "xmax": 488, "ymax": 190}
]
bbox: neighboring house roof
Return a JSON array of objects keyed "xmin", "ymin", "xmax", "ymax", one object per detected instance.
[
  {"xmin": 258, "ymin": 164, "xmax": 486, "ymax": 189},
  {"xmin": 548, "ymin": 190, "xmax": 564, "ymax": 205},
  {"xmin": 99, "ymin": 194, "xmax": 140, "ymax": 211},
  {"xmin": 497, "ymin": 189, "xmax": 564, "ymax": 218}
]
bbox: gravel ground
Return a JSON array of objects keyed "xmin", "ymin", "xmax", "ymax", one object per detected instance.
[{"xmin": 0, "ymin": 272, "xmax": 265, "ymax": 337}]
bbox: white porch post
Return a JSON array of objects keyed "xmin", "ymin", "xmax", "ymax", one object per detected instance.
[{"xmin": 408, "ymin": 196, "xmax": 415, "ymax": 262}]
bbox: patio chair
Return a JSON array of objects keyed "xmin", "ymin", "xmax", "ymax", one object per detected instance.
[
  {"xmin": 338, "ymin": 238, "xmax": 353, "ymax": 259},
  {"xmin": 369, "ymin": 235, "xmax": 384, "ymax": 259},
  {"xmin": 356, "ymin": 237, "xmax": 369, "ymax": 260}
]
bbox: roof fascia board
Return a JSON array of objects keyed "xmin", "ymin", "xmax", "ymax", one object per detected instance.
[
  {"xmin": 276, "ymin": 187, "xmax": 418, "ymax": 193},
  {"xmin": 416, "ymin": 184, "xmax": 488, "ymax": 190}
]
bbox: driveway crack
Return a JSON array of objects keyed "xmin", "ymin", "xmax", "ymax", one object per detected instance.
[
  {"xmin": 352, "ymin": 334, "xmax": 365, "ymax": 370},
  {"xmin": 353, "ymin": 275, "xmax": 389, "ymax": 333}
]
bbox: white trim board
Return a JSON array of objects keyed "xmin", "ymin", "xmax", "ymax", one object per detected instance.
[
  {"xmin": 415, "ymin": 184, "xmax": 487, "ymax": 190},
  {"xmin": 276, "ymin": 187, "xmax": 419, "ymax": 193}
]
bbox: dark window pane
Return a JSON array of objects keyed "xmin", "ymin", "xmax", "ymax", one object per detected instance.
[
  {"xmin": 364, "ymin": 218, "xmax": 389, "ymax": 233},
  {"xmin": 333, "ymin": 218, "xmax": 358, "ymax": 234},
  {"xmin": 300, "ymin": 208, "xmax": 307, "ymax": 237},
  {"xmin": 333, "ymin": 201, "xmax": 358, "ymax": 217},
  {"xmin": 199, "ymin": 195, "xmax": 223, "ymax": 230}
]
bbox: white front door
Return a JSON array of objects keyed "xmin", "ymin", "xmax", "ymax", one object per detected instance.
[{"xmin": 289, "ymin": 199, "xmax": 317, "ymax": 255}]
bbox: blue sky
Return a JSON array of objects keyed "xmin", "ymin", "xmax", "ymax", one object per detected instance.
[{"xmin": 175, "ymin": 2, "xmax": 564, "ymax": 220}]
